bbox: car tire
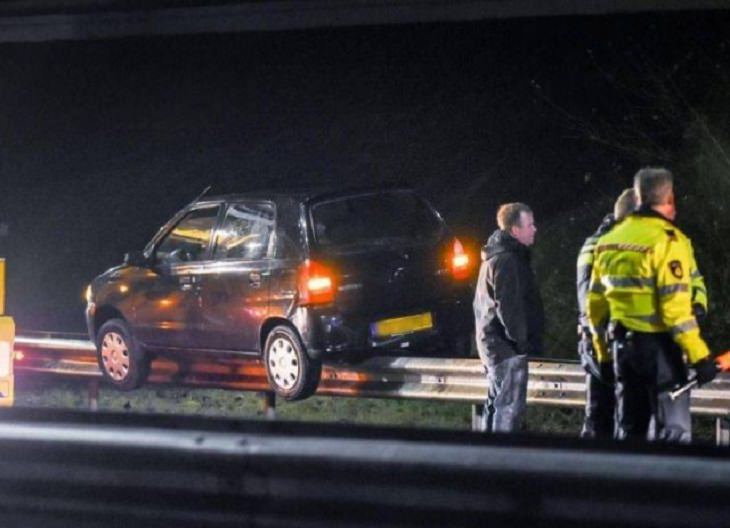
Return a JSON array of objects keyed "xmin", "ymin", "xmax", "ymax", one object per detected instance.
[
  {"xmin": 264, "ymin": 325, "xmax": 321, "ymax": 401},
  {"xmin": 96, "ymin": 318, "xmax": 149, "ymax": 391}
]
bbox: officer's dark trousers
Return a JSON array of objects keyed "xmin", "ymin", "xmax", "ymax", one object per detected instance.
[
  {"xmin": 613, "ymin": 331, "xmax": 691, "ymax": 443},
  {"xmin": 581, "ymin": 373, "xmax": 615, "ymax": 438},
  {"xmin": 485, "ymin": 354, "xmax": 528, "ymax": 433}
]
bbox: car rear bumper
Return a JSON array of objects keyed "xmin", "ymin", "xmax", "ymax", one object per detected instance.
[{"xmin": 294, "ymin": 297, "xmax": 473, "ymax": 359}]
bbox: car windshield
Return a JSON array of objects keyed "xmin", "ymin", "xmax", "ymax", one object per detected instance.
[{"xmin": 310, "ymin": 191, "xmax": 444, "ymax": 249}]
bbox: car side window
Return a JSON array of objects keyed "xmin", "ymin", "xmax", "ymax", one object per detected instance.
[
  {"xmin": 155, "ymin": 205, "xmax": 220, "ymax": 264},
  {"xmin": 213, "ymin": 202, "xmax": 275, "ymax": 261}
]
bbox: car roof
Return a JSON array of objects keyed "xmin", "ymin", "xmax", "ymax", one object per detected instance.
[{"xmin": 198, "ymin": 185, "xmax": 417, "ymax": 206}]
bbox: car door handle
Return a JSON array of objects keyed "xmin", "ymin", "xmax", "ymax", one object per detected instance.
[{"xmin": 249, "ymin": 272, "xmax": 262, "ymax": 288}]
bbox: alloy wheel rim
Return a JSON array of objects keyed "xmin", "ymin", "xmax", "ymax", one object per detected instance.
[
  {"xmin": 268, "ymin": 336, "xmax": 300, "ymax": 389},
  {"xmin": 100, "ymin": 331, "xmax": 130, "ymax": 381}
]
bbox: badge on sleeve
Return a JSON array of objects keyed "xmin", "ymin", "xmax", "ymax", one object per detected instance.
[{"xmin": 669, "ymin": 260, "xmax": 684, "ymax": 279}]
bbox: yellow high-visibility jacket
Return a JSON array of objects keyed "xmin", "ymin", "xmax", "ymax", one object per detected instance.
[{"xmin": 587, "ymin": 210, "xmax": 710, "ymax": 364}]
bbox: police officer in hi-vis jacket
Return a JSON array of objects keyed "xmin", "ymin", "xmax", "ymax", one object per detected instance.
[{"xmin": 587, "ymin": 168, "xmax": 716, "ymax": 442}]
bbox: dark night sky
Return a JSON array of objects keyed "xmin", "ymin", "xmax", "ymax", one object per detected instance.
[{"xmin": 1, "ymin": 10, "xmax": 728, "ymax": 331}]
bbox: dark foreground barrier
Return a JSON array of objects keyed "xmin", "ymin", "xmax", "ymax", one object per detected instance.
[{"xmin": 0, "ymin": 407, "xmax": 727, "ymax": 528}]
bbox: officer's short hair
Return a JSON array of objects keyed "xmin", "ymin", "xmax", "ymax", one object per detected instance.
[
  {"xmin": 634, "ymin": 167, "xmax": 673, "ymax": 207},
  {"xmin": 614, "ymin": 188, "xmax": 637, "ymax": 221},
  {"xmin": 497, "ymin": 202, "xmax": 533, "ymax": 231}
]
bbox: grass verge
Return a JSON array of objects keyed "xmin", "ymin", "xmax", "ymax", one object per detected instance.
[{"xmin": 13, "ymin": 376, "xmax": 718, "ymax": 443}]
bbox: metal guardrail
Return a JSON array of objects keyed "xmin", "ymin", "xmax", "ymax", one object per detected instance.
[
  {"xmin": 12, "ymin": 333, "xmax": 585, "ymax": 407},
  {"xmin": 12, "ymin": 333, "xmax": 730, "ymax": 417}
]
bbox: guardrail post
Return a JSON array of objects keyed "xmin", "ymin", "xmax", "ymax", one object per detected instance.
[
  {"xmin": 88, "ymin": 379, "xmax": 99, "ymax": 411},
  {"xmin": 262, "ymin": 391, "xmax": 276, "ymax": 420},
  {"xmin": 716, "ymin": 417, "xmax": 730, "ymax": 446},
  {"xmin": 471, "ymin": 404, "xmax": 485, "ymax": 432}
]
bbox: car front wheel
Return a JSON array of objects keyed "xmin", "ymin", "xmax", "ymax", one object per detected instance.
[
  {"xmin": 96, "ymin": 318, "xmax": 149, "ymax": 391},
  {"xmin": 264, "ymin": 325, "xmax": 321, "ymax": 401}
]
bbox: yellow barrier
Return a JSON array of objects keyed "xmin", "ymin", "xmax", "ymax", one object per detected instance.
[
  {"xmin": 0, "ymin": 317, "xmax": 13, "ymax": 407},
  {"xmin": 0, "ymin": 259, "xmax": 14, "ymax": 406}
]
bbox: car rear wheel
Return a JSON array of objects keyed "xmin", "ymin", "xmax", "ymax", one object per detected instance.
[
  {"xmin": 96, "ymin": 318, "xmax": 149, "ymax": 391},
  {"xmin": 264, "ymin": 325, "xmax": 321, "ymax": 401}
]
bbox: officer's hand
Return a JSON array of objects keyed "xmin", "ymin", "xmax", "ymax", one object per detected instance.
[
  {"xmin": 578, "ymin": 338, "xmax": 601, "ymax": 379},
  {"xmin": 578, "ymin": 336, "xmax": 593, "ymax": 355},
  {"xmin": 693, "ymin": 357, "xmax": 718, "ymax": 386},
  {"xmin": 693, "ymin": 303, "xmax": 707, "ymax": 321}
]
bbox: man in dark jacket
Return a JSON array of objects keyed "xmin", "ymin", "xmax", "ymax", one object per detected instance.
[{"xmin": 473, "ymin": 202, "xmax": 544, "ymax": 433}]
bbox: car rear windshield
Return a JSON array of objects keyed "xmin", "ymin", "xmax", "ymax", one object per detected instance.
[{"xmin": 310, "ymin": 191, "xmax": 444, "ymax": 249}]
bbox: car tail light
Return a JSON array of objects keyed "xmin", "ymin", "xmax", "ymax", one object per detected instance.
[
  {"xmin": 450, "ymin": 238, "xmax": 471, "ymax": 280},
  {"xmin": 298, "ymin": 259, "xmax": 336, "ymax": 305}
]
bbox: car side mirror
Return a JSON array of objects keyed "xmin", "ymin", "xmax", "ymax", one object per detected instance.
[{"xmin": 124, "ymin": 250, "xmax": 149, "ymax": 267}]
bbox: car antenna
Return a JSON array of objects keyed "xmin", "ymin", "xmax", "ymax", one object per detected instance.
[{"xmin": 188, "ymin": 185, "xmax": 212, "ymax": 206}]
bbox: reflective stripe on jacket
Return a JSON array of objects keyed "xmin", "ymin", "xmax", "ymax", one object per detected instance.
[
  {"xmin": 586, "ymin": 210, "xmax": 710, "ymax": 364},
  {"xmin": 689, "ymin": 244, "xmax": 708, "ymax": 313}
]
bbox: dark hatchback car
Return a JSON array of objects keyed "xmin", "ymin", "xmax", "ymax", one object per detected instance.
[{"xmin": 85, "ymin": 188, "xmax": 474, "ymax": 400}]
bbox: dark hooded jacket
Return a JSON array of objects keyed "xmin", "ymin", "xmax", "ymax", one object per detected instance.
[
  {"xmin": 473, "ymin": 230, "xmax": 545, "ymax": 365},
  {"xmin": 576, "ymin": 213, "xmax": 616, "ymax": 330}
]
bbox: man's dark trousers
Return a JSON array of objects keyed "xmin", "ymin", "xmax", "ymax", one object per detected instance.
[
  {"xmin": 581, "ymin": 373, "xmax": 615, "ymax": 438},
  {"xmin": 485, "ymin": 354, "xmax": 528, "ymax": 433},
  {"xmin": 612, "ymin": 330, "xmax": 691, "ymax": 443}
]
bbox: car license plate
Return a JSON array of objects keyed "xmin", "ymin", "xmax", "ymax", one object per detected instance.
[{"xmin": 371, "ymin": 312, "xmax": 433, "ymax": 337}]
